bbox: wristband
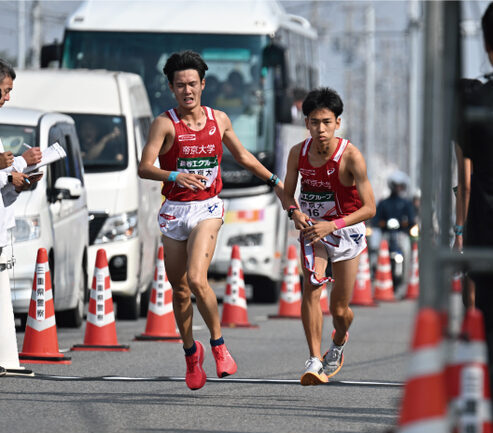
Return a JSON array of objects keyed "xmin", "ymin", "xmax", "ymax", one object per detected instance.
[
  {"xmin": 333, "ymin": 218, "xmax": 346, "ymax": 230},
  {"xmin": 267, "ymin": 174, "xmax": 280, "ymax": 187},
  {"xmin": 7, "ymin": 174, "xmax": 12, "ymax": 183},
  {"xmin": 287, "ymin": 205, "xmax": 299, "ymax": 220},
  {"xmin": 454, "ymin": 224, "xmax": 463, "ymax": 236},
  {"xmin": 167, "ymin": 171, "xmax": 179, "ymax": 182}
]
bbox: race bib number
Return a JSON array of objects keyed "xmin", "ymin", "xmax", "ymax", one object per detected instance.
[
  {"xmin": 299, "ymin": 190, "xmax": 336, "ymax": 219},
  {"xmin": 177, "ymin": 156, "xmax": 219, "ymax": 188}
]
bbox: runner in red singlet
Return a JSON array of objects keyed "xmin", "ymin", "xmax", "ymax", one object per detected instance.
[
  {"xmin": 283, "ymin": 87, "xmax": 375, "ymax": 385},
  {"xmin": 138, "ymin": 51, "xmax": 283, "ymax": 390}
]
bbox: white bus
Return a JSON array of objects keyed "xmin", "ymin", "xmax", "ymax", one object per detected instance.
[{"xmin": 49, "ymin": 0, "xmax": 318, "ymax": 302}]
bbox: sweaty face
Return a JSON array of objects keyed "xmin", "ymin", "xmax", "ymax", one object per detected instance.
[
  {"xmin": 305, "ymin": 108, "xmax": 340, "ymax": 144},
  {"xmin": 0, "ymin": 76, "xmax": 14, "ymax": 108},
  {"xmin": 169, "ymin": 69, "xmax": 205, "ymax": 110}
]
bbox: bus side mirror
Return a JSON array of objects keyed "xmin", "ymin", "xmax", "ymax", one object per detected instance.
[
  {"xmin": 276, "ymin": 93, "xmax": 293, "ymax": 124},
  {"xmin": 41, "ymin": 42, "xmax": 62, "ymax": 68},
  {"xmin": 262, "ymin": 43, "xmax": 288, "ymax": 90},
  {"xmin": 263, "ymin": 43, "xmax": 291, "ymax": 123}
]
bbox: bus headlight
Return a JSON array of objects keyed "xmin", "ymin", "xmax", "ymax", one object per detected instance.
[
  {"xmin": 227, "ymin": 233, "xmax": 263, "ymax": 247},
  {"xmin": 94, "ymin": 211, "xmax": 138, "ymax": 244},
  {"xmin": 13, "ymin": 216, "xmax": 41, "ymax": 242}
]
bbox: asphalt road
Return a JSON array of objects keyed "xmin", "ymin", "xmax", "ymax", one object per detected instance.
[{"xmin": 1, "ymin": 300, "xmax": 416, "ymax": 433}]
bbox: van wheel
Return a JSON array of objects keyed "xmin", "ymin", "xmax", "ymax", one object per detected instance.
[
  {"xmin": 116, "ymin": 292, "xmax": 141, "ymax": 320},
  {"xmin": 57, "ymin": 265, "xmax": 86, "ymax": 328},
  {"xmin": 140, "ymin": 284, "xmax": 151, "ymax": 317}
]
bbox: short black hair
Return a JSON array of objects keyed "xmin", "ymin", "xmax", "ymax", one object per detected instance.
[
  {"xmin": 482, "ymin": 2, "xmax": 493, "ymax": 50},
  {"xmin": 163, "ymin": 50, "xmax": 208, "ymax": 84},
  {"xmin": 302, "ymin": 87, "xmax": 343, "ymax": 118},
  {"xmin": 0, "ymin": 59, "xmax": 16, "ymax": 83}
]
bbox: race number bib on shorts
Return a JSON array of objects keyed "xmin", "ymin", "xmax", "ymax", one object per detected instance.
[
  {"xmin": 299, "ymin": 190, "xmax": 337, "ymax": 219},
  {"xmin": 177, "ymin": 156, "xmax": 219, "ymax": 188}
]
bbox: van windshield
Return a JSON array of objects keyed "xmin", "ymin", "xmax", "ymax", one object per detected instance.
[
  {"xmin": 67, "ymin": 113, "xmax": 127, "ymax": 172},
  {"xmin": 0, "ymin": 124, "xmax": 37, "ymax": 155}
]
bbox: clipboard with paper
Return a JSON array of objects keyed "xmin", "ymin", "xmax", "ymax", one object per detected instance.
[{"xmin": 24, "ymin": 142, "xmax": 67, "ymax": 173}]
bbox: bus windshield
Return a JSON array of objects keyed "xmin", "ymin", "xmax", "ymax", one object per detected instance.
[{"xmin": 62, "ymin": 31, "xmax": 276, "ymax": 187}]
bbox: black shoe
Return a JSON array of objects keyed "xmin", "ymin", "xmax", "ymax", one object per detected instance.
[{"xmin": 0, "ymin": 366, "xmax": 6, "ymax": 377}]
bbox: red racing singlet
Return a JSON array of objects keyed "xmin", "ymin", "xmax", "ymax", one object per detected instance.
[
  {"xmin": 298, "ymin": 137, "xmax": 362, "ymax": 221},
  {"xmin": 159, "ymin": 106, "xmax": 223, "ymax": 202}
]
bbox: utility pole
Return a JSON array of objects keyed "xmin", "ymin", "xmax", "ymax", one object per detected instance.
[
  {"xmin": 365, "ymin": 3, "xmax": 376, "ymax": 182},
  {"xmin": 408, "ymin": 0, "xmax": 422, "ymax": 193},
  {"xmin": 29, "ymin": 0, "xmax": 42, "ymax": 68},
  {"xmin": 17, "ymin": 0, "xmax": 26, "ymax": 69}
]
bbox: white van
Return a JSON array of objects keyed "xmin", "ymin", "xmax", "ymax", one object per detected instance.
[
  {"xmin": 10, "ymin": 70, "xmax": 161, "ymax": 319},
  {"xmin": 0, "ymin": 107, "xmax": 89, "ymax": 327}
]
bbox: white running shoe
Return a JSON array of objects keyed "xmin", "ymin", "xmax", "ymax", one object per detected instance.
[
  {"xmin": 323, "ymin": 332, "xmax": 348, "ymax": 378},
  {"xmin": 300, "ymin": 356, "xmax": 328, "ymax": 386}
]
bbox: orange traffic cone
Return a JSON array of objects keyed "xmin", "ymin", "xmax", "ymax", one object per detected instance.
[
  {"xmin": 446, "ymin": 308, "xmax": 492, "ymax": 432},
  {"xmin": 398, "ymin": 308, "xmax": 449, "ymax": 432},
  {"xmin": 72, "ymin": 249, "xmax": 129, "ymax": 351},
  {"xmin": 320, "ymin": 284, "xmax": 331, "ymax": 316},
  {"xmin": 135, "ymin": 246, "xmax": 180, "ymax": 342},
  {"xmin": 221, "ymin": 245, "xmax": 257, "ymax": 328},
  {"xmin": 350, "ymin": 247, "xmax": 376, "ymax": 306},
  {"xmin": 269, "ymin": 244, "xmax": 302, "ymax": 319},
  {"xmin": 405, "ymin": 241, "xmax": 419, "ymax": 300},
  {"xmin": 373, "ymin": 239, "xmax": 396, "ymax": 302},
  {"xmin": 19, "ymin": 248, "xmax": 71, "ymax": 364}
]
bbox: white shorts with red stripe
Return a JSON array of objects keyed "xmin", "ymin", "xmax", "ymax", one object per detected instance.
[
  {"xmin": 301, "ymin": 221, "xmax": 366, "ymax": 286},
  {"xmin": 158, "ymin": 196, "xmax": 224, "ymax": 241}
]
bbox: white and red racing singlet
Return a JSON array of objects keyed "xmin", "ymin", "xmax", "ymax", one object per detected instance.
[
  {"xmin": 159, "ymin": 106, "xmax": 223, "ymax": 201},
  {"xmin": 298, "ymin": 137, "xmax": 362, "ymax": 221}
]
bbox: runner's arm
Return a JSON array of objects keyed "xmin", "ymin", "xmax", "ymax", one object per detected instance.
[
  {"xmin": 138, "ymin": 115, "xmax": 207, "ymax": 190},
  {"xmin": 284, "ymin": 144, "xmax": 309, "ymax": 229},
  {"xmin": 217, "ymin": 110, "xmax": 283, "ymax": 199},
  {"xmin": 342, "ymin": 146, "xmax": 376, "ymax": 226}
]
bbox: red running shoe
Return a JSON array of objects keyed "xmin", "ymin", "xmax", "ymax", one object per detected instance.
[
  {"xmin": 211, "ymin": 344, "xmax": 238, "ymax": 378},
  {"xmin": 185, "ymin": 341, "xmax": 207, "ymax": 390}
]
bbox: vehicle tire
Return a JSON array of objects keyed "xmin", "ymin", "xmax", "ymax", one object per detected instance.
[
  {"xmin": 140, "ymin": 284, "xmax": 151, "ymax": 317},
  {"xmin": 249, "ymin": 276, "xmax": 280, "ymax": 304},
  {"xmin": 56, "ymin": 264, "xmax": 87, "ymax": 328},
  {"xmin": 116, "ymin": 291, "xmax": 141, "ymax": 320},
  {"xmin": 18, "ymin": 313, "xmax": 28, "ymax": 330}
]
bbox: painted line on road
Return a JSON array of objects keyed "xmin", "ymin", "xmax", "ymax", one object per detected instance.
[{"xmin": 25, "ymin": 374, "xmax": 403, "ymax": 387}]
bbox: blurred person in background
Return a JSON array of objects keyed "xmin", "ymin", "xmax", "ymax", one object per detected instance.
[
  {"xmin": 79, "ymin": 119, "xmax": 122, "ymax": 162},
  {"xmin": 375, "ymin": 171, "xmax": 415, "ymax": 233},
  {"xmin": 454, "ymin": 78, "xmax": 482, "ymax": 309},
  {"xmin": 0, "ymin": 59, "xmax": 42, "ymax": 373},
  {"xmin": 290, "ymin": 87, "xmax": 308, "ymax": 126},
  {"xmin": 461, "ymin": 1, "xmax": 493, "ymax": 396},
  {"xmin": 374, "ymin": 171, "xmax": 415, "ymax": 296}
]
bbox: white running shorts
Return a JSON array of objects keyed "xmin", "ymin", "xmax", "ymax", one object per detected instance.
[
  {"xmin": 300, "ymin": 221, "xmax": 366, "ymax": 286},
  {"xmin": 158, "ymin": 196, "xmax": 224, "ymax": 241}
]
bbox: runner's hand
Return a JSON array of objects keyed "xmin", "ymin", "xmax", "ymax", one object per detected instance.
[
  {"xmin": 175, "ymin": 172, "xmax": 208, "ymax": 190},
  {"xmin": 0, "ymin": 151, "xmax": 14, "ymax": 169},
  {"xmin": 301, "ymin": 220, "xmax": 337, "ymax": 245},
  {"xmin": 292, "ymin": 210, "xmax": 311, "ymax": 230}
]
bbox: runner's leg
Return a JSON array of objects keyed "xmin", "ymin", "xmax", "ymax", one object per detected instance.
[
  {"xmin": 330, "ymin": 255, "xmax": 360, "ymax": 345},
  {"xmin": 301, "ymin": 241, "xmax": 329, "ymax": 359},
  {"xmin": 186, "ymin": 218, "xmax": 223, "ymax": 340},
  {"xmin": 161, "ymin": 235, "xmax": 194, "ymax": 348}
]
